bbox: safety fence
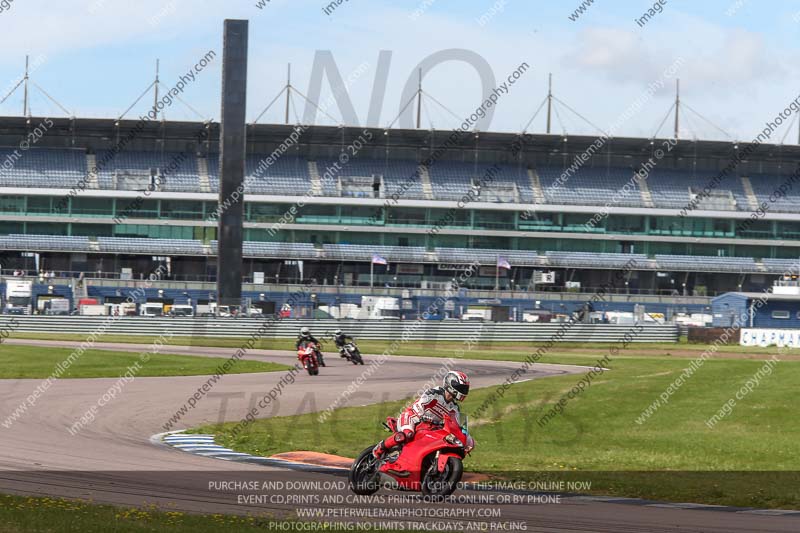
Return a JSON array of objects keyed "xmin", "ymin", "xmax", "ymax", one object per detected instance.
[{"xmin": 0, "ymin": 316, "xmax": 679, "ymax": 343}]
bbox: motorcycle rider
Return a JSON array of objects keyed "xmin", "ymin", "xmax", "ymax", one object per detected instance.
[
  {"xmin": 296, "ymin": 326, "xmax": 325, "ymax": 367},
  {"xmin": 333, "ymin": 328, "xmax": 355, "ymax": 358},
  {"xmin": 373, "ymin": 371, "xmax": 470, "ymax": 458}
]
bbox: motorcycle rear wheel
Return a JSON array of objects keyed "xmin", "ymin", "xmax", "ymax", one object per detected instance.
[
  {"xmin": 349, "ymin": 446, "xmax": 381, "ymax": 495},
  {"xmin": 420, "ymin": 456, "xmax": 463, "ymax": 497}
]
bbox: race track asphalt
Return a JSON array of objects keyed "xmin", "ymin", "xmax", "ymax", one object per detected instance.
[{"xmin": 0, "ymin": 339, "xmax": 797, "ymax": 532}]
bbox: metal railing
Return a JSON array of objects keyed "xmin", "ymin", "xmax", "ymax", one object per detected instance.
[
  {"xmin": 0, "ymin": 316, "xmax": 680, "ymax": 343},
  {"xmin": 0, "ymin": 271, "xmax": 715, "ymax": 305}
]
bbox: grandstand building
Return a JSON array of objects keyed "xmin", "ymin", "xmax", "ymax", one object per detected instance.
[{"xmin": 1, "ymin": 116, "xmax": 799, "ymax": 318}]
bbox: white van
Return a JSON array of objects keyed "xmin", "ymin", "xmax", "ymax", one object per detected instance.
[
  {"xmin": 140, "ymin": 303, "xmax": 164, "ymax": 316},
  {"xmin": 168, "ymin": 305, "xmax": 194, "ymax": 317}
]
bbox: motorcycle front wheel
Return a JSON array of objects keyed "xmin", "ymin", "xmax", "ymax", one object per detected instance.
[
  {"xmin": 420, "ymin": 456, "xmax": 463, "ymax": 497},
  {"xmin": 349, "ymin": 446, "xmax": 381, "ymax": 495},
  {"xmin": 351, "ymin": 350, "xmax": 363, "ymax": 365}
]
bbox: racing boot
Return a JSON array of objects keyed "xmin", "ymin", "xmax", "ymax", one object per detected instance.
[
  {"xmin": 372, "ymin": 430, "xmax": 413, "ymax": 458},
  {"xmin": 372, "ymin": 440, "xmax": 388, "ymax": 459}
]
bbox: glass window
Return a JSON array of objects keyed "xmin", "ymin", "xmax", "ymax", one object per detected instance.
[
  {"xmin": 426, "ymin": 207, "xmax": 468, "ymax": 229},
  {"xmin": 302, "ymin": 204, "xmax": 340, "ymax": 224},
  {"xmin": 607, "ymin": 215, "xmax": 644, "ymax": 233},
  {"xmin": 72, "ymin": 224, "xmax": 112, "ymax": 237},
  {"xmin": 160, "ymin": 200, "xmax": 203, "ymax": 220},
  {"xmin": 519, "ymin": 211, "xmax": 555, "ymax": 226},
  {"xmin": 474, "ymin": 210, "xmax": 514, "ymax": 230},
  {"xmin": 72, "ymin": 197, "xmax": 113, "ymax": 216},
  {"xmin": 388, "ymin": 207, "xmax": 428, "ymax": 226},
  {"xmin": 712, "ymin": 219, "xmax": 729, "ymax": 233},
  {"xmin": 27, "ymin": 196, "xmax": 52, "ymax": 215},
  {"xmin": 245, "ymin": 228, "xmax": 288, "ymax": 242},
  {"xmin": 772, "ymin": 310, "xmax": 790, "ymax": 319},
  {"xmin": 774, "ymin": 247, "xmax": 800, "ymax": 259},
  {"xmin": 563, "ymin": 213, "xmax": 592, "ymax": 227},
  {"xmin": 333, "ymin": 232, "xmax": 378, "ymax": 246},
  {"xmin": 0, "ymin": 221, "xmax": 24, "ymax": 234},
  {"xmin": 0, "ymin": 195, "xmax": 25, "ymax": 214},
  {"xmin": 116, "ymin": 198, "xmax": 158, "ymax": 219},
  {"xmin": 432, "ymin": 234, "xmax": 469, "ymax": 248},
  {"xmin": 113, "ymin": 224, "xmax": 192, "ymax": 239},
  {"xmin": 739, "ymin": 219, "xmax": 772, "ymax": 238},
  {"xmin": 470, "ymin": 236, "xmax": 511, "ymax": 249},
  {"xmin": 27, "ymin": 222, "xmax": 68, "ymax": 236},
  {"xmin": 249, "ymin": 203, "xmax": 285, "ymax": 223},
  {"xmin": 777, "ymin": 221, "xmax": 800, "ymax": 239}
]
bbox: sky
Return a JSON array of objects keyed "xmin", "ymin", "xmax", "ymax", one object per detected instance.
[{"xmin": 0, "ymin": 0, "xmax": 797, "ymax": 143}]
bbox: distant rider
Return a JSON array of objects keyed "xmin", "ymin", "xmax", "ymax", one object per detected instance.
[
  {"xmin": 333, "ymin": 328, "xmax": 355, "ymax": 358},
  {"xmin": 296, "ymin": 326, "xmax": 325, "ymax": 367},
  {"xmin": 373, "ymin": 371, "xmax": 470, "ymax": 458}
]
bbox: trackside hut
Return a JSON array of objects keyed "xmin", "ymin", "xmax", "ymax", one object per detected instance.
[{"xmin": 712, "ymin": 292, "xmax": 800, "ymax": 329}]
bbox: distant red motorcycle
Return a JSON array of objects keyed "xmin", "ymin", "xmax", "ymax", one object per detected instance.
[
  {"xmin": 349, "ymin": 413, "xmax": 474, "ymax": 497},
  {"xmin": 297, "ymin": 342, "xmax": 320, "ymax": 376}
]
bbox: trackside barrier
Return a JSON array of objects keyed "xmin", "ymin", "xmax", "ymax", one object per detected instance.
[{"xmin": 0, "ymin": 317, "xmax": 679, "ymax": 343}]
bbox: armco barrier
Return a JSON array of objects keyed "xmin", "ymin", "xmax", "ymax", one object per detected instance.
[{"xmin": 0, "ymin": 316, "xmax": 679, "ymax": 343}]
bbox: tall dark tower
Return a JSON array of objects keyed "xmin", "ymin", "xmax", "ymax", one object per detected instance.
[{"xmin": 217, "ymin": 19, "xmax": 248, "ymax": 309}]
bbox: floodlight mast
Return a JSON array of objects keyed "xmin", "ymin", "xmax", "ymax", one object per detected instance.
[
  {"xmin": 674, "ymin": 79, "xmax": 680, "ymax": 140},
  {"xmin": 285, "ymin": 64, "xmax": 291, "ymax": 124},
  {"xmin": 546, "ymin": 73, "xmax": 552, "ymax": 134},
  {"xmin": 23, "ymin": 55, "xmax": 29, "ymax": 117},
  {"xmin": 416, "ymin": 68, "xmax": 422, "ymax": 129},
  {"xmin": 153, "ymin": 59, "xmax": 160, "ymax": 120}
]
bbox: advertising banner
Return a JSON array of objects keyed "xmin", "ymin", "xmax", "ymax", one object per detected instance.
[{"xmin": 740, "ymin": 328, "xmax": 800, "ymax": 348}]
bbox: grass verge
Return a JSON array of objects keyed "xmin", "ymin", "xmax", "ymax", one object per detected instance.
[
  {"xmin": 0, "ymin": 345, "xmax": 291, "ymax": 379},
  {"xmin": 195, "ymin": 355, "xmax": 800, "ymax": 509},
  {"xmin": 0, "ymin": 494, "xmax": 417, "ymax": 533},
  {"xmin": 6, "ymin": 331, "xmax": 784, "ymax": 365}
]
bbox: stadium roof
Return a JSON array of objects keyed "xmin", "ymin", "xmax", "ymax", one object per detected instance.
[{"xmin": 1, "ymin": 115, "xmax": 800, "ymax": 164}]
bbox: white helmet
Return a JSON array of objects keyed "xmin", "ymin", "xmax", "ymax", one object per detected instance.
[
  {"xmin": 443, "ymin": 371, "xmax": 470, "ymax": 402},
  {"xmin": 300, "ymin": 327, "xmax": 310, "ymax": 337},
  {"xmin": 334, "ymin": 329, "xmax": 342, "ymax": 335}
]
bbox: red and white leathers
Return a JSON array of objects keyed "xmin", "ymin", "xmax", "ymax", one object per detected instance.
[{"xmin": 374, "ymin": 387, "xmax": 461, "ymax": 457}]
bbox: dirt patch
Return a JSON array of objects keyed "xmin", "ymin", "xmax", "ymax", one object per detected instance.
[{"xmin": 271, "ymin": 451, "xmax": 351, "ymax": 469}]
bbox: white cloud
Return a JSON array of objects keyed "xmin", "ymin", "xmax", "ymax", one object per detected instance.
[{"xmin": 0, "ymin": 1, "xmax": 797, "ymax": 141}]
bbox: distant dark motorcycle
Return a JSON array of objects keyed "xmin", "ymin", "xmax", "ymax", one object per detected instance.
[{"xmin": 341, "ymin": 342, "xmax": 364, "ymax": 365}]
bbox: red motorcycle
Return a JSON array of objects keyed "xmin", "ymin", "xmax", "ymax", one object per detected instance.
[
  {"xmin": 349, "ymin": 413, "xmax": 474, "ymax": 497},
  {"xmin": 297, "ymin": 342, "xmax": 320, "ymax": 376}
]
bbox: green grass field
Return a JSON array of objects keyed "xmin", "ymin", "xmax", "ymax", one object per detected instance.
[
  {"xmin": 6, "ymin": 331, "xmax": 798, "ymax": 508},
  {"xmin": 0, "ymin": 494, "xmax": 418, "ymax": 533},
  {"xmin": 196, "ymin": 353, "xmax": 800, "ymax": 509},
  {"xmin": 0, "ymin": 344, "xmax": 291, "ymax": 379},
  {"xmin": 5, "ymin": 330, "xmax": 786, "ymax": 365}
]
